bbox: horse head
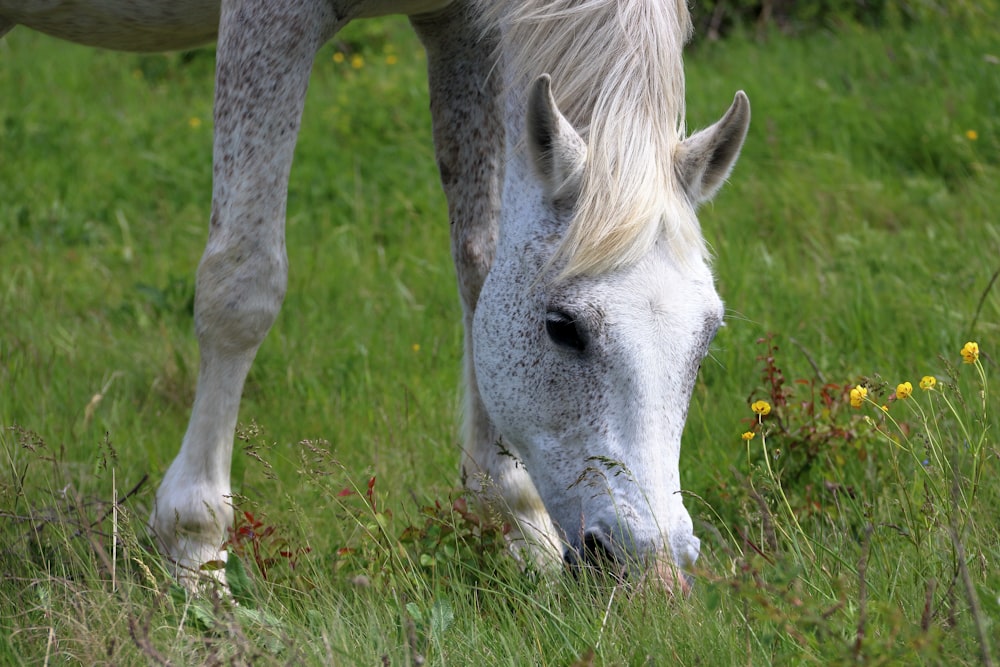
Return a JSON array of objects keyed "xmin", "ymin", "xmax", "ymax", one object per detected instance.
[{"xmin": 473, "ymin": 74, "xmax": 750, "ymax": 581}]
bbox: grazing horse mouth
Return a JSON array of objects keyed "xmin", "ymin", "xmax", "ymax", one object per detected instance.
[
  {"xmin": 563, "ymin": 530, "xmax": 694, "ymax": 594},
  {"xmin": 563, "ymin": 530, "xmax": 631, "ymax": 580}
]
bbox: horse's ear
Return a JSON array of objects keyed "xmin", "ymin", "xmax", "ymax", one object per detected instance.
[
  {"xmin": 675, "ymin": 91, "xmax": 750, "ymax": 205},
  {"xmin": 526, "ymin": 74, "xmax": 586, "ymax": 204}
]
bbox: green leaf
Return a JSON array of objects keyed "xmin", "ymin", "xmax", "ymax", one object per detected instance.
[
  {"xmin": 429, "ymin": 598, "xmax": 454, "ymax": 638},
  {"xmin": 167, "ymin": 583, "xmax": 189, "ymax": 606},
  {"xmin": 187, "ymin": 601, "xmax": 217, "ymax": 632},
  {"xmin": 226, "ymin": 553, "xmax": 256, "ymax": 607},
  {"xmin": 235, "ymin": 605, "xmax": 287, "ymax": 654},
  {"xmin": 405, "ymin": 601, "xmax": 423, "ymax": 624},
  {"xmin": 199, "ymin": 558, "xmax": 226, "ymax": 572}
]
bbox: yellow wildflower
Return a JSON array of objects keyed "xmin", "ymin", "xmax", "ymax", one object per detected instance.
[
  {"xmin": 351, "ymin": 54, "xmax": 365, "ymax": 69},
  {"xmin": 411, "ymin": 343, "xmax": 420, "ymax": 353},
  {"xmin": 849, "ymin": 385, "xmax": 867, "ymax": 408},
  {"xmin": 919, "ymin": 375, "xmax": 936, "ymax": 391},
  {"xmin": 961, "ymin": 341, "xmax": 979, "ymax": 364},
  {"xmin": 741, "ymin": 431, "xmax": 755, "ymax": 441},
  {"xmin": 750, "ymin": 400, "xmax": 771, "ymax": 417},
  {"xmin": 896, "ymin": 381, "xmax": 913, "ymax": 400},
  {"xmin": 332, "ymin": 52, "xmax": 345, "ymax": 64},
  {"xmin": 881, "ymin": 404, "xmax": 889, "ymax": 413},
  {"xmin": 386, "ymin": 54, "xmax": 398, "ymax": 65},
  {"xmin": 188, "ymin": 117, "xmax": 202, "ymax": 129},
  {"xmin": 966, "ymin": 129, "xmax": 978, "ymax": 141}
]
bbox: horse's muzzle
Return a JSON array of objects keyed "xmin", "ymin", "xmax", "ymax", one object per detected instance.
[{"xmin": 563, "ymin": 529, "xmax": 694, "ymax": 595}]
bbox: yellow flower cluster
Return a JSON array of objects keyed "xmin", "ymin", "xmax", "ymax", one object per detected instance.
[
  {"xmin": 862, "ymin": 343, "xmax": 979, "ymax": 411},
  {"xmin": 334, "ymin": 51, "xmax": 397, "ymax": 67},
  {"xmin": 961, "ymin": 341, "xmax": 979, "ymax": 364},
  {"xmin": 849, "ymin": 385, "xmax": 867, "ymax": 408},
  {"xmin": 741, "ymin": 343, "xmax": 982, "ymax": 442},
  {"xmin": 739, "ymin": 400, "xmax": 771, "ymax": 441}
]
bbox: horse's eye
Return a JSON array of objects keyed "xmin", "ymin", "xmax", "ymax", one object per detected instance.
[{"xmin": 545, "ymin": 310, "xmax": 587, "ymax": 352}]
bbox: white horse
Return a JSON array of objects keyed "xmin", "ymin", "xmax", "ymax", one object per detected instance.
[{"xmin": 1, "ymin": 0, "xmax": 749, "ymax": 588}]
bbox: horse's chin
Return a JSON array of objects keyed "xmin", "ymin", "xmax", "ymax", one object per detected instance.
[{"xmin": 640, "ymin": 554, "xmax": 694, "ymax": 597}]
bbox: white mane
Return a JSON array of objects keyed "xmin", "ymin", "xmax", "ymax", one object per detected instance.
[{"xmin": 477, "ymin": 0, "xmax": 707, "ymax": 278}]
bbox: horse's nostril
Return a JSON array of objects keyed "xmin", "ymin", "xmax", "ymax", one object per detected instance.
[
  {"xmin": 582, "ymin": 531, "xmax": 619, "ymax": 570},
  {"xmin": 565, "ymin": 531, "xmax": 629, "ymax": 578}
]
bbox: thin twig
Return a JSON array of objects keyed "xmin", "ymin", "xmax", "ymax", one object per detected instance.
[
  {"xmin": 852, "ymin": 523, "xmax": 873, "ymax": 660},
  {"xmin": 402, "ymin": 596, "xmax": 425, "ymax": 667},
  {"xmin": 789, "ymin": 337, "xmax": 826, "ymax": 384},
  {"xmin": 128, "ymin": 609, "xmax": 172, "ymax": 666},
  {"xmin": 43, "ymin": 626, "xmax": 54, "ymax": 667},
  {"xmin": 967, "ymin": 266, "xmax": 1000, "ymax": 342},
  {"xmin": 91, "ymin": 473, "xmax": 148, "ymax": 530},
  {"xmin": 950, "ymin": 473, "xmax": 994, "ymax": 666},
  {"xmin": 593, "ymin": 584, "xmax": 618, "ymax": 652},
  {"xmin": 920, "ymin": 578, "xmax": 936, "ymax": 633},
  {"xmin": 749, "ymin": 488, "xmax": 778, "ymax": 553},
  {"xmin": 112, "ymin": 469, "xmax": 118, "ymax": 592}
]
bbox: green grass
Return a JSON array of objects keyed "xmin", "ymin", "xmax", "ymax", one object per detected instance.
[{"xmin": 2, "ymin": 13, "xmax": 999, "ymax": 665}]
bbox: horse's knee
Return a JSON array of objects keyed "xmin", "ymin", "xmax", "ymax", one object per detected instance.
[{"xmin": 194, "ymin": 241, "xmax": 288, "ymax": 354}]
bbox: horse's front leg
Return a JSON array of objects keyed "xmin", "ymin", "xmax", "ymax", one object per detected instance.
[
  {"xmin": 149, "ymin": 0, "xmax": 345, "ymax": 587},
  {"xmin": 411, "ymin": 5, "xmax": 563, "ymax": 570}
]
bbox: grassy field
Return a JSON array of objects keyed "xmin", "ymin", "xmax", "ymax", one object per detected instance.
[{"xmin": 2, "ymin": 10, "xmax": 999, "ymax": 665}]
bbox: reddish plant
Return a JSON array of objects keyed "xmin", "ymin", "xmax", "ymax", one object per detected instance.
[{"xmin": 226, "ymin": 510, "xmax": 311, "ymax": 580}]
